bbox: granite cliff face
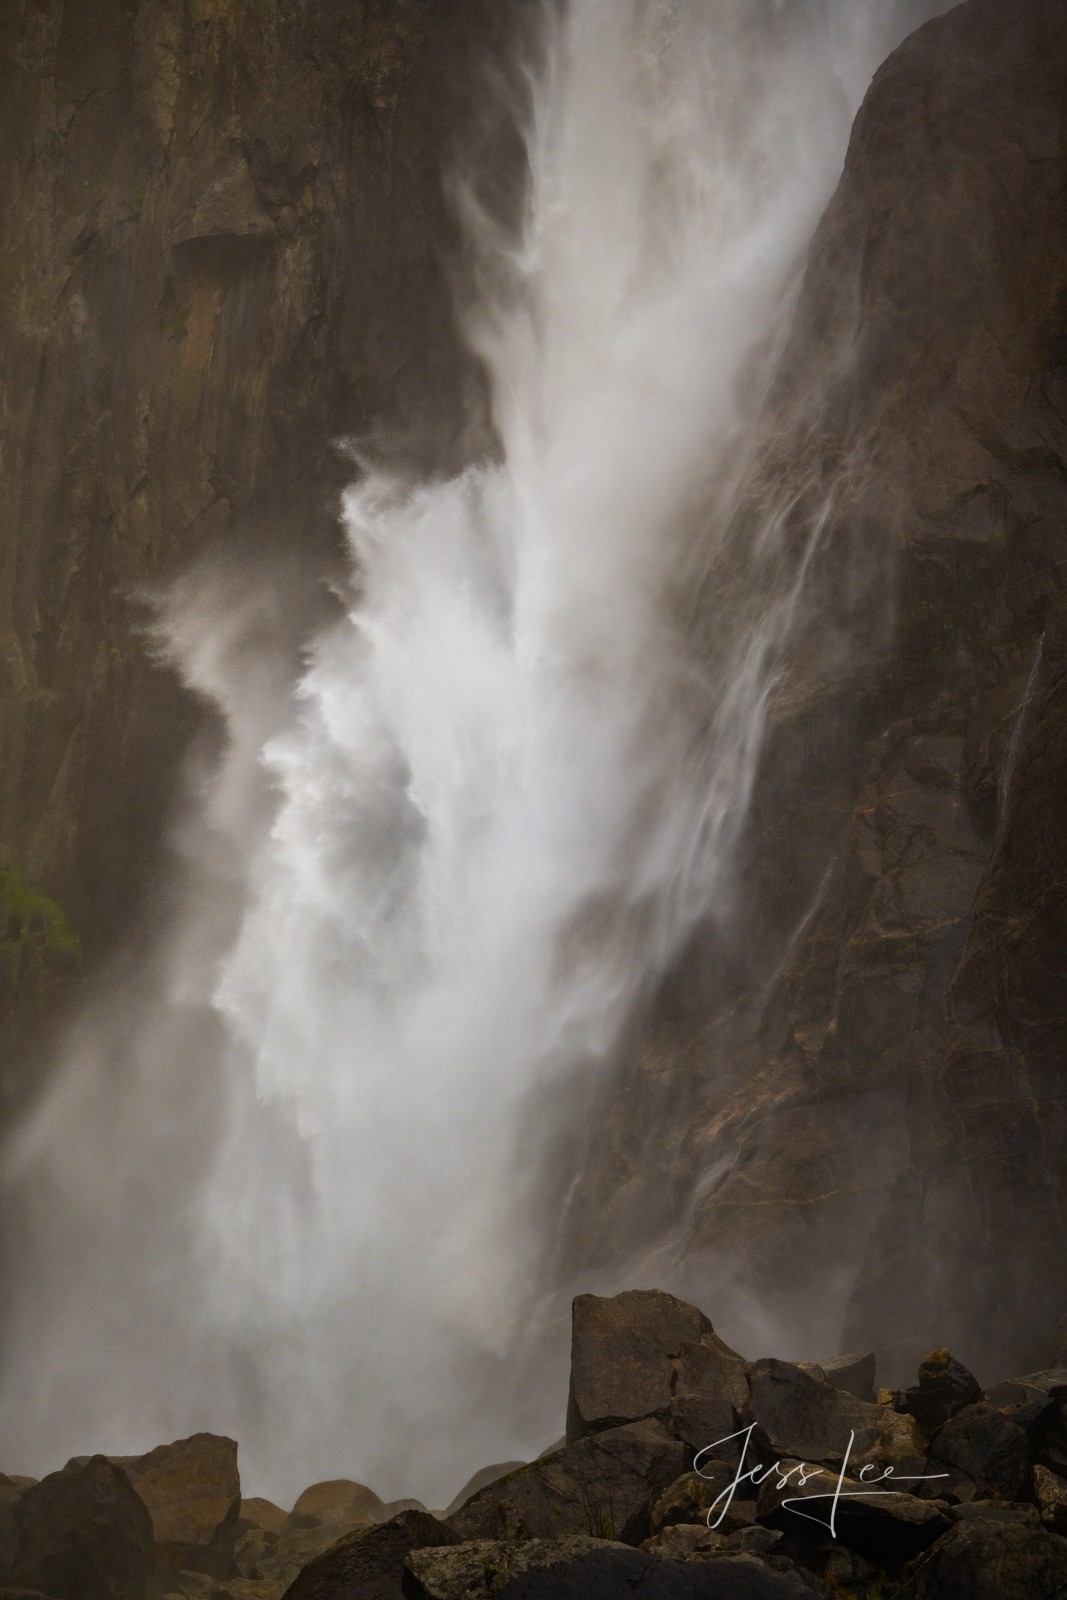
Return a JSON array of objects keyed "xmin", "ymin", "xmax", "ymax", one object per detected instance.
[
  {"xmin": 0, "ymin": 0, "xmax": 524, "ymax": 1074},
  {"xmin": 563, "ymin": 0, "xmax": 1067, "ymax": 1386},
  {"xmin": 2, "ymin": 0, "xmax": 1066, "ymax": 1388}
]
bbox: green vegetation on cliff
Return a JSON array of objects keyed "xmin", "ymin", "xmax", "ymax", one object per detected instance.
[{"xmin": 0, "ymin": 868, "xmax": 81, "ymax": 1018}]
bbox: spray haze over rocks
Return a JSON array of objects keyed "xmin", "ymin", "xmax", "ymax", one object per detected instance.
[{"xmin": 2, "ymin": 0, "xmax": 1061, "ymax": 1545}]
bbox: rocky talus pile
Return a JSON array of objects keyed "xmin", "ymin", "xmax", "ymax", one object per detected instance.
[{"xmin": 6, "ymin": 1289, "xmax": 1067, "ymax": 1599}]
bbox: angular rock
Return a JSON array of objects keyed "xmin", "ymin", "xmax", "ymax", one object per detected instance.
[
  {"xmin": 566, "ymin": 1291, "xmax": 746, "ymax": 1444},
  {"xmin": 666, "ymin": 1394, "xmax": 743, "ymax": 1464},
  {"xmin": 437, "ymin": 1499, "xmax": 528, "ymax": 1546},
  {"xmin": 901, "ymin": 1350, "xmax": 982, "ymax": 1432},
  {"xmin": 445, "ymin": 1419, "xmax": 687, "ymax": 1546},
  {"xmin": 1033, "ymin": 1464, "xmax": 1067, "ymax": 1534},
  {"xmin": 0, "ymin": 1476, "xmax": 30, "ymax": 1584},
  {"xmin": 259, "ymin": 1526, "xmax": 363, "ymax": 1592},
  {"xmin": 927, "ymin": 1404, "xmax": 1029, "ymax": 1501},
  {"xmin": 907, "ymin": 1519, "xmax": 1067, "ymax": 1600},
  {"xmin": 848, "ymin": 1410, "xmax": 928, "ymax": 1480},
  {"xmin": 797, "ymin": 1355, "xmax": 876, "ymax": 1405},
  {"xmin": 442, "ymin": 1467, "xmax": 525, "ymax": 1521},
  {"xmin": 949, "ymin": 1501, "xmax": 1039, "ymax": 1528},
  {"xmin": 1037, "ymin": 1394, "xmax": 1067, "ymax": 1475},
  {"xmin": 8, "ymin": 1457, "xmax": 155, "ymax": 1600},
  {"xmin": 281, "ymin": 1509, "xmax": 459, "ymax": 1600},
  {"xmin": 289, "ymin": 1485, "xmax": 385, "ymax": 1532},
  {"xmin": 641, "ymin": 1523, "xmax": 724, "ymax": 1557},
  {"xmin": 406, "ymin": 1535, "xmax": 827, "ymax": 1599},
  {"xmin": 237, "ymin": 1503, "xmax": 287, "ymax": 1539},
  {"xmin": 124, "ymin": 1434, "xmax": 241, "ymax": 1580},
  {"xmin": 648, "ymin": 1468, "xmax": 759, "ymax": 1541},
  {"xmin": 755, "ymin": 1460, "xmax": 950, "ymax": 1568},
  {"xmin": 745, "ymin": 1361, "xmax": 892, "ymax": 1465},
  {"xmin": 402, "ymin": 1539, "xmax": 514, "ymax": 1598},
  {"xmin": 233, "ymin": 1529, "xmax": 279, "ymax": 1580},
  {"xmin": 984, "ymin": 1380, "xmax": 1044, "ymax": 1408}
]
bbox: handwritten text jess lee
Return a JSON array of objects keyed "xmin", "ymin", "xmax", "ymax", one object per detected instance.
[{"xmin": 694, "ymin": 1425, "xmax": 949, "ymax": 1540}]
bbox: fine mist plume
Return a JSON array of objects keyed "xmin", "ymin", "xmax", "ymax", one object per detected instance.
[{"xmin": 0, "ymin": 0, "xmax": 952, "ymax": 1510}]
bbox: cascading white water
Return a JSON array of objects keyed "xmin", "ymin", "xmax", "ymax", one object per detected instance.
[{"xmin": 0, "ymin": 0, "xmax": 949, "ymax": 1509}]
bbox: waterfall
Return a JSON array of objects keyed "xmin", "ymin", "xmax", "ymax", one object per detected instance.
[{"xmin": 0, "ymin": 0, "xmax": 949, "ymax": 1510}]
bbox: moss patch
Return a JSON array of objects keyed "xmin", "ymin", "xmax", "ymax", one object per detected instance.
[{"xmin": 0, "ymin": 868, "xmax": 81, "ymax": 1018}]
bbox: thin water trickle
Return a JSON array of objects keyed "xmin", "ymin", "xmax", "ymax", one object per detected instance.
[{"xmin": 0, "ymin": 0, "xmax": 950, "ymax": 1509}]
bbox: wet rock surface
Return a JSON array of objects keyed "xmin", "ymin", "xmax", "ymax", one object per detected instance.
[
  {"xmin": 7, "ymin": 1458, "xmax": 155, "ymax": 1600},
  {"xmin": 566, "ymin": 1290, "xmax": 747, "ymax": 1445},
  {"xmin": 553, "ymin": 0, "xmax": 1067, "ymax": 1391},
  {"xmin": 280, "ymin": 1510, "xmax": 459, "ymax": 1600},
  {"xmin": 9, "ymin": 1291, "xmax": 1067, "ymax": 1599},
  {"xmin": 446, "ymin": 1419, "xmax": 688, "ymax": 1545}
]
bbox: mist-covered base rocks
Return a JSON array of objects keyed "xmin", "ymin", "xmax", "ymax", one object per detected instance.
[{"xmin": 7, "ymin": 1290, "xmax": 1067, "ymax": 1600}]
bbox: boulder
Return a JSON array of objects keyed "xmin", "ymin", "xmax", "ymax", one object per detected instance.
[
  {"xmin": 755, "ymin": 1461, "xmax": 950, "ymax": 1568},
  {"xmin": 405, "ymin": 1535, "xmax": 827, "ymax": 1598},
  {"xmin": 124, "ymin": 1434, "xmax": 241, "ymax": 1580},
  {"xmin": 796, "ymin": 1356, "xmax": 876, "ymax": 1405},
  {"xmin": 847, "ymin": 1410, "xmax": 928, "ymax": 1481},
  {"xmin": 745, "ymin": 1361, "xmax": 890, "ymax": 1465},
  {"xmin": 566, "ymin": 1291, "xmax": 746, "ymax": 1445},
  {"xmin": 949, "ymin": 1501, "xmax": 1040, "ymax": 1528},
  {"xmin": 1037, "ymin": 1394, "xmax": 1067, "ymax": 1474},
  {"xmin": 665, "ymin": 1394, "xmax": 743, "ymax": 1463},
  {"xmin": 233, "ymin": 1529, "xmax": 279, "ymax": 1580},
  {"xmin": 901, "ymin": 1350, "xmax": 982, "ymax": 1432},
  {"xmin": 288, "ymin": 1485, "xmax": 384, "ymax": 1532},
  {"xmin": 8, "ymin": 1457, "xmax": 155, "ymax": 1600},
  {"xmin": 279, "ymin": 1509, "xmax": 459, "ymax": 1600},
  {"xmin": 1032, "ymin": 1464, "xmax": 1067, "ymax": 1534},
  {"xmin": 445, "ymin": 1418, "xmax": 687, "ymax": 1546},
  {"xmin": 236, "ymin": 1504, "xmax": 287, "ymax": 1539},
  {"xmin": 648, "ymin": 1469, "xmax": 757, "ymax": 1539},
  {"xmin": 442, "ymin": 1467, "xmax": 525, "ymax": 1521},
  {"xmin": 906, "ymin": 1519, "xmax": 1067, "ymax": 1600},
  {"xmin": 641, "ymin": 1524, "xmax": 724, "ymax": 1557},
  {"xmin": 1, "ymin": 1477, "xmax": 30, "ymax": 1583},
  {"xmin": 258, "ymin": 1527, "xmax": 360, "ymax": 1592},
  {"xmin": 927, "ymin": 1404, "xmax": 1030, "ymax": 1501}
]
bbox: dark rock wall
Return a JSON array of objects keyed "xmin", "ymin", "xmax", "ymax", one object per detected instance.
[
  {"xmin": 0, "ymin": 0, "xmax": 522, "ymax": 1041},
  {"xmin": 3, "ymin": 0, "xmax": 1065, "ymax": 1387},
  {"xmin": 562, "ymin": 0, "xmax": 1067, "ymax": 1386}
]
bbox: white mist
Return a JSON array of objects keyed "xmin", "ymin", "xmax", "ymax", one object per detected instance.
[{"xmin": 0, "ymin": 0, "xmax": 949, "ymax": 1510}]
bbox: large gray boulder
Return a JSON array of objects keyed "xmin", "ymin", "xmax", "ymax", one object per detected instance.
[
  {"xmin": 446, "ymin": 1419, "xmax": 687, "ymax": 1546},
  {"xmin": 288, "ymin": 1485, "xmax": 384, "ymax": 1532},
  {"xmin": 405, "ymin": 1535, "xmax": 826, "ymax": 1598},
  {"xmin": 1033, "ymin": 1464, "xmax": 1067, "ymax": 1534},
  {"xmin": 745, "ymin": 1360, "xmax": 899, "ymax": 1466},
  {"xmin": 0, "ymin": 1477, "xmax": 31, "ymax": 1584},
  {"xmin": 442, "ymin": 1466, "xmax": 525, "ymax": 1521},
  {"xmin": 754, "ymin": 1460, "xmax": 950, "ymax": 1569},
  {"xmin": 8, "ymin": 1457, "xmax": 155, "ymax": 1600},
  {"xmin": 900, "ymin": 1350, "xmax": 982, "ymax": 1432},
  {"xmin": 279, "ymin": 1509, "xmax": 459, "ymax": 1600},
  {"xmin": 123, "ymin": 1434, "xmax": 241, "ymax": 1581},
  {"xmin": 566, "ymin": 1292, "xmax": 747, "ymax": 1446},
  {"xmin": 907, "ymin": 1519, "xmax": 1067, "ymax": 1600},
  {"xmin": 797, "ymin": 1356, "xmax": 876, "ymax": 1405},
  {"xmin": 926, "ymin": 1404, "xmax": 1030, "ymax": 1502}
]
